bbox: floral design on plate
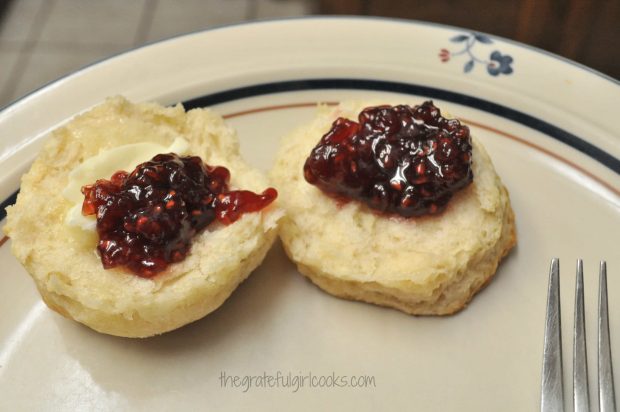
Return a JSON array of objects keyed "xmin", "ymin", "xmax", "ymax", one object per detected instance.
[{"xmin": 439, "ymin": 32, "xmax": 513, "ymax": 76}]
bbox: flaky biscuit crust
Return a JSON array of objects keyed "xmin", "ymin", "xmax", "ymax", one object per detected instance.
[
  {"xmin": 270, "ymin": 102, "xmax": 516, "ymax": 315},
  {"xmin": 5, "ymin": 97, "xmax": 280, "ymax": 337}
]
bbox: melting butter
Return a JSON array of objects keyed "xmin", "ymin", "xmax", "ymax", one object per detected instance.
[{"xmin": 63, "ymin": 137, "xmax": 190, "ymax": 232}]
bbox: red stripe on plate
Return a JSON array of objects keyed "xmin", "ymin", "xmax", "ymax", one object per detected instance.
[
  {"xmin": 222, "ymin": 102, "xmax": 619, "ymax": 197},
  {"xmin": 460, "ymin": 118, "xmax": 620, "ymax": 197},
  {"xmin": 222, "ymin": 102, "xmax": 338, "ymax": 119},
  {"xmin": 2, "ymin": 101, "xmax": 617, "ymax": 251}
]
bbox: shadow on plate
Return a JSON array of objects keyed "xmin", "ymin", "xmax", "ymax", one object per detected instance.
[{"xmin": 53, "ymin": 240, "xmax": 298, "ymax": 397}]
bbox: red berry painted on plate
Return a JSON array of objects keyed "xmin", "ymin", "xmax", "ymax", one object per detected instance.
[
  {"xmin": 81, "ymin": 153, "xmax": 277, "ymax": 278},
  {"xmin": 303, "ymin": 102, "xmax": 473, "ymax": 217}
]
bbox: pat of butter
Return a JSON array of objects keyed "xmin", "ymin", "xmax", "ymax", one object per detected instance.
[{"xmin": 63, "ymin": 137, "xmax": 190, "ymax": 231}]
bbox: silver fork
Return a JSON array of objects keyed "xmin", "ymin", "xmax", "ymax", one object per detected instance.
[{"xmin": 541, "ymin": 258, "xmax": 616, "ymax": 412}]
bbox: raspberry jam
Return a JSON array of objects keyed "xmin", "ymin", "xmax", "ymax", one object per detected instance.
[
  {"xmin": 304, "ymin": 102, "xmax": 473, "ymax": 217},
  {"xmin": 81, "ymin": 153, "xmax": 277, "ymax": 277}
]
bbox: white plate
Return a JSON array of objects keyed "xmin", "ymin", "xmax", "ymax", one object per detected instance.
[{"xmin": 0, "ymin": 17, "xmax": 618, "ymax": 411}]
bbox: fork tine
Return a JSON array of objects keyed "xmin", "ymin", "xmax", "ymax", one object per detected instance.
[
  {"xmin": 542, "ymin": 258, "xmax": 564, "ymax": 412},
  {"xmin": 598, "ymin": 261, "xmax": 616, "ymax": 412},
  {"xmin": 574, "ymin": 259, "xmax": 590, "ymax": 412}
]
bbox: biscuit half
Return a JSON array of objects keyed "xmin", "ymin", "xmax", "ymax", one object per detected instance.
[
  {"xmin": 270, "ymin": 102, "xmax": 516, "ymax": 315},
  {"xmin": 4, "ymin": 97, "xmax": 281, "ymax": 337}
]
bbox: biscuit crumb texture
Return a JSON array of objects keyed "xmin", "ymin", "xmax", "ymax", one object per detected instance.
[
  {"xmin": 4, "ymin": 96, "xmax": 281, "ymax": 337},
  {"xmin": 270, "ymin": 102, "xmax": 516, "ymax": 315}
]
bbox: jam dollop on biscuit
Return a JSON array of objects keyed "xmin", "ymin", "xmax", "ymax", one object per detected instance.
[
  {"xmin": 303, "ymin": 101, "xmax": 473, "ymax": 217},
  {"xmin": 82, "ymin": 153, "xmax": 277, "ymax": 277}
]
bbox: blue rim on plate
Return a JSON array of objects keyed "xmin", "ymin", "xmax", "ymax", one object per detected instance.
[
  {"xmin": 1, "ymin": 77, "xmax": 619, "ymax": 221},
  {"xmin": 1, "ymin": 16, "xmax": 618, "ymax": 222}
]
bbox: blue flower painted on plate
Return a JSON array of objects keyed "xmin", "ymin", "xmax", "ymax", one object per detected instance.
[
  {"xmin": 487, "ymin": 51, "xmax": 513, "ymax": 76},
  {"xmin": 439, "ymin": 32, "xmax": 514, "ymax": 76}
]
